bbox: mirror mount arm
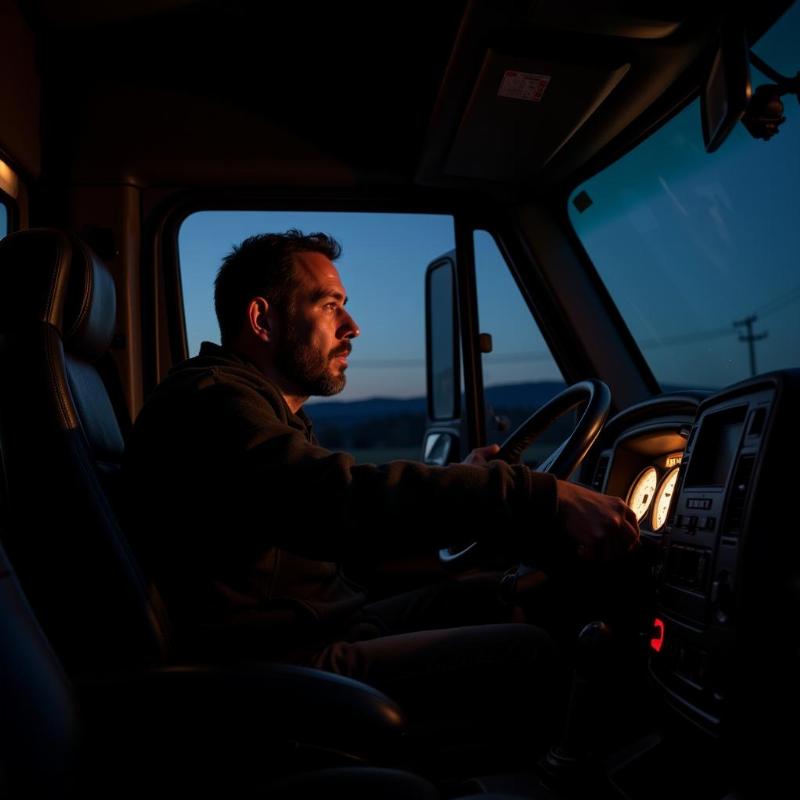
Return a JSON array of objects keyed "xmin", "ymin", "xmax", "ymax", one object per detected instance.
[
  {"xmin": 742, "ymin": 50, "xmax": 800, "ymax": 141},
  {"xmin": 741, "ymin": 51, "xmax": 800, "ymax": 142},
  {"xmin": 748, "ymin": 51, "xmax": 796, "ymax": 86}
]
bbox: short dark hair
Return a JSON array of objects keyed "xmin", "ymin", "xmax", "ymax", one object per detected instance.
[{"xmin": 214, "ymin": 229, "xmax": 342, "ymax": 345}]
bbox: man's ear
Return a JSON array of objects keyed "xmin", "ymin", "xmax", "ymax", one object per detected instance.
[{"xmin": 247, "ymin": 297, "xmax": 272, "ymax": 342}]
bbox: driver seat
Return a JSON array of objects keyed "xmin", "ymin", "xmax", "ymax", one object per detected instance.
[
  {"xmin": 0, "ymin": 225, "xmax": 528, "ymax": 800},
  {"xmin": 0, "ymin": 228, "xmax": 169, "ymax": 674}
]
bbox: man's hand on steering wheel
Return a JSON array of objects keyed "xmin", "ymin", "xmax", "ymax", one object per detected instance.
[
  {"xmin": 465, "ymin": 446, "xmax": 640, "ymax": 560},
  {"xmin": 556, "ymin": 480, "xmax": 640, "ymax": 561},
  {"xmin": 462, "ymin": 443, "xmax": 501, "ymax": 466},
  {"xmin": 440, "ymin": 380, "xmax": 639, "ymax": 566}
]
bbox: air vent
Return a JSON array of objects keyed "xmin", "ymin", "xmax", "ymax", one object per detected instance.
[
  {"xmin": 724, "ymin": 455, "xmax": 756, "ymax": 535},
  {"xmin": 592, "ymin": 453, "xmax": 610, "ymax": 491}
]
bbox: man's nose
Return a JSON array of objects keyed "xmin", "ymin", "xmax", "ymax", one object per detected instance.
[{"xmin": 339, "ymin": 309, "xmax": 360, "ymax": 339}]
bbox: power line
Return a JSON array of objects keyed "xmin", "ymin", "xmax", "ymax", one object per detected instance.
[
  {"xmin": 355, "ymin": 350, "xmax": 557, "ymax": 368},
  {"xmin": 352, "ymin": 284, "xmax": 800, "ymax": 369},
  {"xmin": 354, "ymin": 357, "xmax": 425, "ymax": 367},
  {"xmin": 639, "ymin": 326, "xmax": 732, "ymax": 349},
  {"xmin": 751, "ymin": 284, "xmax": 800, "ymax": 318}
]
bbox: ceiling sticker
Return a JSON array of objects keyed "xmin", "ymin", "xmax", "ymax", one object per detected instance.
[{"xmin": 497, "ymin": 70, "xmax": 551, "ymax": 102}]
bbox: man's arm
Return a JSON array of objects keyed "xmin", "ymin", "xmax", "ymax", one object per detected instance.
[
  {"xmin": 463, "ymin": 444, "xmax": 639, "ymax": 559},
  {"xmin": 143, "ymin": 376, "xmax": 635, "ymax": 564}
]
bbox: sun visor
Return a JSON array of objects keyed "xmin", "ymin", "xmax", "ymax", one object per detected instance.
[{"xmin": 442, "ymin": 50, "xmax": 629, "ymax": 182}]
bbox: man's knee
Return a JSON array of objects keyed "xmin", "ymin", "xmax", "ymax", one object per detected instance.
[{"xmin": 312, "ymin": 639, "xmax": 370, "ymax": 681}]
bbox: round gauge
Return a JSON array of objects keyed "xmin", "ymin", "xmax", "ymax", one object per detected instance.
[
  {"xmin": 652, "ymin": 467, "xmax": 680, "ymax": 531},
  {"xmin": 627, "ymin": 467, "xmax": 658, "ymax": 522}
]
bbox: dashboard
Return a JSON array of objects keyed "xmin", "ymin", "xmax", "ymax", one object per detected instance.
[{"xmin": 582, "ymin": 371, "xmax": 800, "ymax": 760}]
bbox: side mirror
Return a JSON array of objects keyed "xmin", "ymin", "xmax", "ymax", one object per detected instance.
[
  {"xmin": 425, "ymin": 254, "xmax": 460, "ymax": 421},
  {"xmin": 701, "ymin": 25, "xmax": 752, "ymax": 153},
  {"xmin": 423, "ymin": 431, "xmax": 454, "ymax": 466}
]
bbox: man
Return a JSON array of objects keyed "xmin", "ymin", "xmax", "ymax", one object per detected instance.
[{"xmin": 124, "ymin": 230, "xmax": 638, "ymax": 740}]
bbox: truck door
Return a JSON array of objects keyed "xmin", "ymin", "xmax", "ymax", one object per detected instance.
[{"xmin": 424, "ymin": 229, "xmax": 569, "ymax": 468}]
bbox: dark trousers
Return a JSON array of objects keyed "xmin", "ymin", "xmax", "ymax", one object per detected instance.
[{"xmin": 305, "ymin": 574, "xmax": 568, "ymax": 761}]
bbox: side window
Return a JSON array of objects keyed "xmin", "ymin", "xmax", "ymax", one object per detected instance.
[
  {"xmin": 473, "ymin": 230, "xmax": 567, "ymax": 465},
  {"xmin": 0, "ymin": 157, "xmax": 19, "ymax": 238},
  {"xmin": 179, "ymin": 211, "xmax": 455, "ymax": 463}
]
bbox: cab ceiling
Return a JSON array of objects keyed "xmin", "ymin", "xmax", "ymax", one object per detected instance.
[{"xmin": 25, "ymin": 0, "xmax": 791, "ymax": 196}]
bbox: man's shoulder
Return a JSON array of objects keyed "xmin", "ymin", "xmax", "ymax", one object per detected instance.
[
  {"xmin": 142, "ymin": 342, "xmax": 286, "ymax": 418},
  {"xmin": 172, "ymin": 342, "xmax": 271, "ymax": 387}
]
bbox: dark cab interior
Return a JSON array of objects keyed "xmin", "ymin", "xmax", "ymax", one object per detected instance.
[{"xmin": 0, "ymin": 1, "xmax": 798, "ymax": 798}]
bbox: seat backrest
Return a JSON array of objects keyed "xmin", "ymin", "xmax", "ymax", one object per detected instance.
[{"xmin": 0, "ymin": 228, "xmax": 170, "ymax": 674}]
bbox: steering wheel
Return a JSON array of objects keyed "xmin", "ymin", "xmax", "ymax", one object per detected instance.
[{"xmin": 438, "ymin": 380, "xmax": 611, "ymax": 565}]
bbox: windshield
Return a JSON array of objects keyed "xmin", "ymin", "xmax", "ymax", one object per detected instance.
[{"xmin": 568, "ymin": 4, "xmax": 799, "ymax": 391}]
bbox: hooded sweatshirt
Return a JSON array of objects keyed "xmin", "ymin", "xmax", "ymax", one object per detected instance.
[{"xmin": 123, "ymin": 342, "xmax": 559, "ymax": 646}]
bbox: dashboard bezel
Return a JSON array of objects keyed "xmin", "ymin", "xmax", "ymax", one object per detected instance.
[{"xmin": 580, "ymin": 375, "xmax": 800, "ymax": 750}]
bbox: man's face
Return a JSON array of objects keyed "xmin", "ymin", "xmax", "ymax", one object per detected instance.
[{"xmin": 274, "ymin": 251, "xmax": 359, "ymax": 397}]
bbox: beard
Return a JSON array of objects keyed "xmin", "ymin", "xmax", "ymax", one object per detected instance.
[{"xmin": 276, "ymin": 329, "xmax": 350, "ymax": 397}]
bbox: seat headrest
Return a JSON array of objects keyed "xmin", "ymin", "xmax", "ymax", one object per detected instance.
[{"xmin": 0, "ymin": 228, "xmax": 116, "ymax": 360}]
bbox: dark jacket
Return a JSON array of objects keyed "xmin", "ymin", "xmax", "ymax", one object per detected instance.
[{"xmin": 123, "ymin": 342, "xmax": 559, "ymax": 641}]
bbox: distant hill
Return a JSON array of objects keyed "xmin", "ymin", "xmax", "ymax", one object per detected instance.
[
  {"xmin": 484, "ymin": 380, "xmax": 567, "ymax": 411},
  {"xmin": 305, "ymin": 381, "xmax": 714, "ymax": 451},
  {"xmin": 306, "ymin": 381, "xmax": 568, "ymax": 449},
  {"xmin": 306, "ymin": 380, "xmax": 567, "ymax": 423},
  {"xmin": 306, "ymin": 395, "xmax": 426, "ymax": 422}
]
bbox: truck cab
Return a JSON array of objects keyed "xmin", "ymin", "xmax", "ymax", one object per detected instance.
[{"xmin": 0, "ymin": 1, "xmax": 797, "ymax": 797}]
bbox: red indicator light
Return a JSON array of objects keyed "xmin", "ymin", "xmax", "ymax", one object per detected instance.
[{"xmin": 650, "ymin": 618, "xmax": 665, "ymax": 653}]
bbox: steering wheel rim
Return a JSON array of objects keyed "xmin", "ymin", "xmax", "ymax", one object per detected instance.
[{"xmin": 439, "ymin": 380, "xmax": 611, "ymax": 566}]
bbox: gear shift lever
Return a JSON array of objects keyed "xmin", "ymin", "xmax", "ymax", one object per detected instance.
[{"xmin": 539, "ymin": 621, "xmax": 614, "ymax": 788}]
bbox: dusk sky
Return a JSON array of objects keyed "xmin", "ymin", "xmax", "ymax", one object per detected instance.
[
  {"xmin": 179, "ymin": 3, "xmax": 798, "ymax": 401},
  {"xmin": 570, "ymin": 2, "xmax": 799, "ymax": 389},
  {"xmin": 180, "ymin": 211, "xmax": 455, "ymax": 401}
]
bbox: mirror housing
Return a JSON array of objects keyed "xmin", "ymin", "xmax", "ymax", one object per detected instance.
[
  {"xmin": 425, "ymin": 254, "xmax": 460, "ymax": 421},
  {"xmin": 701, "ymin": 24, "xmax": 752, "ymax": 153}
]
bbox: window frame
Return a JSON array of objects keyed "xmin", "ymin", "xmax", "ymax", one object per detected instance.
[
  {"xmin": 146, "ymin": 189, "xmax": 627, "ymax": 451},
  {"xmin": 0, "ymin": 186, "xmax": 20, "ymax": 238}
]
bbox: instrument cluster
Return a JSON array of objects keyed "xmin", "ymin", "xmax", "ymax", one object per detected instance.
[
  {"xmin": 626, "ymin": 454, "xmax": 682, "ymax": 533},
  {"xmin": 591, "ymin": 423, "xmax": 690, "ymax": 538}
]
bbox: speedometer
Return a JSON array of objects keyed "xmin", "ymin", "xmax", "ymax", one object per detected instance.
[
  {"xmin": 652, "ymin": 467, "xmax": 680, "ymax": 531},
  {"xmin": 627, "ymin": 467, "xmax": 658, "ymax": 522}
]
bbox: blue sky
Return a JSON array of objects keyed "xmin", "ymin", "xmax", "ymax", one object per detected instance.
[
  {"xmin": 180, "ymin": 212, "xmax": 453, "ymax": 401},
  {"xmin": 179, "ymin": 214, "xmax": 562, "ymax": 401}
]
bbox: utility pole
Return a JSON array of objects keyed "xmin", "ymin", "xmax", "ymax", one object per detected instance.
[{"xmin": 734, "ymin": 315, "xmax": 768, "ymax": 378}]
